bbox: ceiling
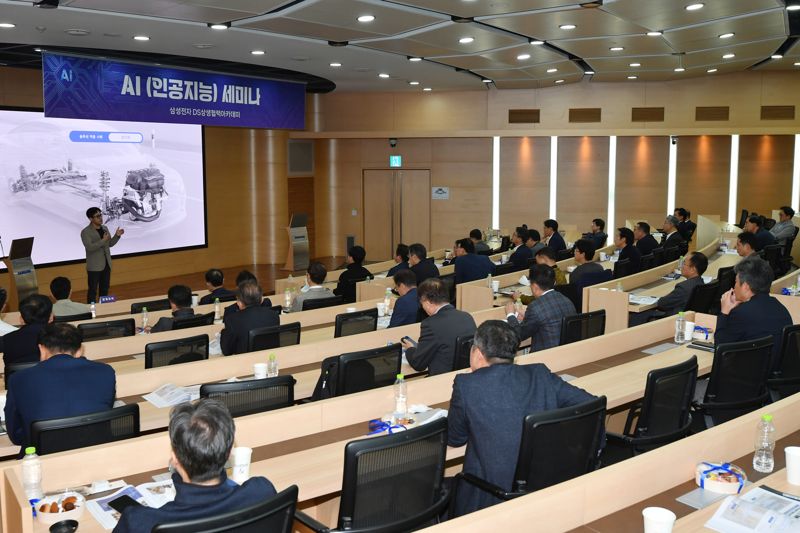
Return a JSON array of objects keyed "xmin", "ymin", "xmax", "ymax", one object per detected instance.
[{"xmin": 0, "ymin": 0, "xmax": 798, "ymax": 93}]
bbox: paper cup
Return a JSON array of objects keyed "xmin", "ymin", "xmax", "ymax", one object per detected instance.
[
  {"xmin": 491, "ymin": 280, "xmax": 500, "ymax": 293},
  {"xmin": 501, "ymin": 254, "xmax": 509, "ymax": 264},
  {"xmin": 786, "ymin": 447, "xmax": 800, "ymax": 485},
  {"xmin": 191, "ymin": 294, "xmax": 199, "ymax": 307},
  {"xmin": 684, "ymin": 321, "xmax": 695, "ymax": 340},
  {"xmin": 253, "ymin": 363, "xmax": 267, "ymax": 379},
  {"xmin": 642, "ymin": 507, "xmax": 676, "ymax": 533},
  {"xmin": 376, "ymin": 302, "xmax": 386, "ymax": 317},
  {"xmin": 230, "ymin": 447, "xmax": 253, "ymax": 483},
  {"xmin": 0, "ymin": 392, "xmax": 5, "ymax": 421}
]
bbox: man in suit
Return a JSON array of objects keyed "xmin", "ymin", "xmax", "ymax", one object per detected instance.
[
  {"xmin": 4, "ymin": 322, "xmax": 116, "ymax": 451},
  {"xmin": 401, "ymin": 278, "xmax": 476, "ymax": 375},
  {"xmin": 674, "ymin": 208, "xmax": 697, "ymax": 241},
  {"xmin": 736, "ymin": 232, "xmax": 759, "ymax": 258},
  {"xmin": 511, "ymin": 247, "xmax": 567, "ymax": 306},
  {"xmin": 291, "ymin": 262, "xmax": 335, "ymax": 312},
  {"xmin": 49, "ymin": 276, "xmax": 91, "ymax": 318},
  {"xmin": 389, "ymin": 269, "xmax": 419, "ymax": 328},
  {"xmin": 387, "ymin": 244, "xmax": 410, "ymax": 277},
  {"xmin": 3, "ymin": 294, "xmax": 52, "ymax": 367},
  {"xmin": 615, "ymin": 227, "xmax": 642, "ymax": 274},
  {"xmin": 80, "ymin": 207, "xmax": 124, "ymax": 304},
  {"xmin": 770, "ymin": 206, "xmax": 796, "ymax": 245},
  {"xmin": 744, "ymin": 215, "xmax": 777, "ymax": 251},
  {"xmin": 470, "ymin": 229, "xmax": 491, "ymax": 254},
  {"xmin": 199, "ymin": 269, "xmax": 236, "ymax": 305},
  {"xmin": 114, "ymin": 399, "xmax": 277, "ymax": 533},
  {"xmin": 220, "ymin": 281, "xmax": 280, "ymax": 355},
  {"xmin": 447, "ymin": 320, "xmax": 600, "ymax": 516},
  {"xmin": 222, "ymin": 271, "xmax": 273, "ymax": 320},
  {"xmin": 525, "ymin": 229, "xmax": 546, "ymax": 257},
  {"xmin": 585, "ymin": 218, "xmax": 608, "ymax": 249},
  {"xmin": 333, "ymin": 245, "xmax": 373, "ymax": 304},
  {"xmin": 505, "ymin": 264, "xmax": 576, "ymax": 351},
  {"xmin": 543, "ymin": 219, "xmax": 566, "ymax": 253},
  {"xmin": 508, "ymin": 227, "xmax": 533, "ymax": 268},
  {"xmin": 659, "ymin": 215, "xmax": 685, "ymax": 250},
  {"xmin": 657, "ymin": 251, "xmax": 707, "ymax": 316},
  {"xmin": 408, "ymin": 243, "xmax": 440, "ymax": 285},
  {"xmin": 454, "ymin": 238, "xmax": 496, "ymax": 284},
  {"xmin": 149, "ymin": 285, "xmax": 196, "ymax": 333},
  {"xmin": 716, "ymin": 256, "xmax": 792, "ymax": 371},
  {"xmin": 570, "ymin": 239, "xmax": 604, "ymax": 286},
  {"xmin": 634, "ymin": 221, "xmax": 659, "ymax": 257}
]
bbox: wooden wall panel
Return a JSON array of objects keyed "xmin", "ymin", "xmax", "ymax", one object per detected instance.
[
  {"xmin": 615, "ymin": 136, "xmax": 670, "ymax": 229},
  {"xmin": 556, "ymin": 136, "xmax": 610, "ymax": 231},
  {"xmin": 288, "ymin": 176, "xmax": 315, "ymax": 256},
  {"xmin": 675, "ymin": 135, "xmax": 731, "ymax": 221},
  {"xmin": 737, "ymin": 135, "xmax": 794, "ymax": 217},
  {"xmin": 499, "ymin": 137, "xmax": 550, "ymax": 232}
]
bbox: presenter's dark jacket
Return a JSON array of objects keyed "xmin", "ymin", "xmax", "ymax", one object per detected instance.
[
  {"xmin": 4, "ymin": 354, "xmax": 116, "ymax": 450},
  {"xmin": 507, "ymin": 290, "xmax": 576, "ymax": 352},
  {"xmin": 199, "ymin": 287, "xmax": 236, "ymax": 306},
  {"xmin": 222, "ymin": 297, "xmax": 274, "ymax": 321},
  {"xmin": 508, "ymin": 245, "xmax": 532, "ymax": 269},
  {"xmin": 80, "ymin": 223, "xmax": 120, "ymax": 272},
  {"xmin": 635, "ymin": 234, "xmax": 659, "ymax": 257},
  {"xmin": 387, "ymin": 261, "xmax": 409, "ymax": 277},
  {"xmin": 715, "ymin": 293, "xmax": 792, "ymax": 371},
  {"xmin": 220, "ymin": 305, "xmax": 280, "ymax": 356},
  {"xmin": 2, "ymin": 322, "xmax": 46, "ymax": 367},
  {"xmin": 657, "ymin": 276, "xmax": 704, "ymax": 316},
  {"xmin": 333, "ymin": 263, "xmax": 373, "ymax": 303},
  {"xmin": 454, "ymin": 253, "xmax": 497, "ymax": 284},
  {"xmin": 113, "ymin": 473, "xmax": 277, "ymax": 533},
  {"xmin": 618, "ymin": 244, "xmax": 642, "ymax": 274},
  {"xmin": 659, "ymin": 231, "xmax": 685, "ymax": 250},
  {"xmin": 405, "ymin": 305, "xmax": 476, "ymax": 376},
  {"xmin": 753, "ymin": 228, "xmax": 777, "ymax": 252},
  {"xmin": 448, "ymin": 363, "xmax": 598, "ymax": 516},
  {"xmin": 388, "ymin": 288, "xmax": 420, "ymax": 328},
  {"xmin": 410, "ymin": 258, "xmax": 440, "ymax": 286},
  {"xmin": 547, "ymin": 232, "xmax": 567, "ymax": 253},
  {"xmin": 149, "ymin": 307, "xmax": 196, "ymax": 334}
]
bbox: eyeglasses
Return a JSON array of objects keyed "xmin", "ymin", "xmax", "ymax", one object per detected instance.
[{"xmin": 92, "ymin": 213, "xmax": 103, "ymax": 218}]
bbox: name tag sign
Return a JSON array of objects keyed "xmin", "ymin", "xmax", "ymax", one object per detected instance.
[
  {"xmin": 42, "ymin": 52, "xmax": 306, "ymax": 129},
  {"xmin": 99, "ymin": 295, "xmax": 117, "ymax": 303}
]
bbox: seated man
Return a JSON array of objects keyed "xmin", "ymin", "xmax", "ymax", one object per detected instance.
[
  {"xmin": 386, "ymin": 244, "xmax": 410, "ymax": 277},
  {"xmin": 3, "ymin": 294, "xmax": 52, "ymax": 367},
  {"xmin": 0, "ymin": 287, "xmax": 18, "ymax": 339},
  {"xmin": 717, "ymin": 256, "xmax": 792, "ymax": 371},
  {"xmin": 508, "ymin": 226, "xmax": 533, "ymax": 268},
  {"xmin": 736, "ymin": 232, "xmax": 759, "ymax": 258},
  {"xmin": 659, "ymin": 215, "xmax": 685, "ymax": 250},
  {"xmin": 149, "ymin": 285, "xmax": 195, "ymax": 333},
  {"xmin": 448, "ymin": 320, "xmax": 600, "ymax": 516},
  {"xmin": 4, "ymin": 323, "xmax": 115, "ymax": 451},
  {"xmin": 389, "ymin": 269, "xmax": 419, "ymax": 328},
  {"xmin": 49, "ymin": 277, "xmax": 90, "ymax": 317},
  {"xmin": 454, "ymin": 238, "xmax": 496, "ymax": 284},
  {"xmin": 674, "ymin": 208, "xmax": 697, "ymax": 241},
  {"xmin": 408, "ymin": 243, "xmax": 440, "ymax": 286},
  {"xmin": 506, "ymin": 264, "xmax": 576, "ymax": 351},
  {"xmin": 291, "ymin": 261, "xmax": 335, "ymax": 312},
  {"xmin": 199, "ymin": 269, "xmax": 236, "ymax": 305},
  {"xmin": 401, "ymin": 278, "xmax": 476, "ymax": 376},
  {"xmin": 222, "ymin": 271, "xmax": 273, "ymax": 320},
  {"xmin": 634, "ymin": 221, "xmax": 659, "ymax": 257},
  {"xmin": 221, "ymin": 281, "xmax": 280, "ymax": 355},
  {"xmin": 333, "ymin": 245, "xmax": 373, "ymax": 304},
  {"xmin": 770, "ymin": 206, "xmax": 796, "ymax": 246},
  {"xmin": 114, "ymin": 399, "xmax": 277, "ymax": 533},
  {"xmin": 584, "ymin": 218, "xmax": 608, "ymax": 249},
  {"xmin": 525, "ymin": 229, "xmax": 545, "ymax": 257},
  {"xmin": 656, "ymin": 251, "xmax": 707, "ymax": 316},
  {"xmin": 616, "ymin": 227, "xmax": 642, "ymax": 274},
  {"xmin": 512, "ymin": 247, "xmax": 567, "ymax": 306},
  {"xmin": 470, "ymin": 229, "xmax": 491, "ymax": 254},
  {"xmin": 570, "ymin": 239, "xmax": 604, "ymax": 286},
  {"xmin": 543, "ymin": 219, "xmax": 566, "ymax": 253},
  {"xmin": 744, "ymin": 215, "xmax": 777, "ymax": 251}
]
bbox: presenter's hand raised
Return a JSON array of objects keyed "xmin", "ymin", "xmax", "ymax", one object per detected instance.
[
  {"xmin": 102, "ymin": 231, "xmax": 111, "ymax": 242},
  {"xmin": 115, "ymin": 227, "xmax": 125, "ymax": 237}
]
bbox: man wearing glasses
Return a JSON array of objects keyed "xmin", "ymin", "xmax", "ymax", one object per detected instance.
[{"xmin": 81, "ymin": 207, "xmax": 124, "ymax": 303}]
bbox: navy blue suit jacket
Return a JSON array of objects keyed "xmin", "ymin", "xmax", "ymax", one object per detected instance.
[
  {"xmin": 508, "ymin": 245, "xmax": 532, "ymax": 269},
  {"xmin": 405, "ymin": 305, "xmax": 476, "ymax": 375},
  {"xmin": 410, "ymin": 258, "xmax": 440, "ymax": 286},
  {"xmin": 454, "ymin": 254, "xmax": 496, "ymax": 284},
  {"xmin": 2, "ymin": 322, "xmax": 46, "ymax": 367},
  {"xmin": 753, "ymin": 228, "xmax": 777, "ymax": 252},
  {"xmin": 635, "ymin": 234, "xmax": 659, "ymax": 257},
  {"xmin": 222, "ymin": 297, "xmax": 274, "ymax": 321},
  {"xmin": 448, "ymin": 363, "xmax": 598, "ymax": 516},
  {"xmin": 199, "ymin": 287, "xmax": 236, "ymax": 305},
  {"xmin": 618, "ymin": 244, "xmax": 642, "ymax": 274},
  {"xmin": 389, "ymin": 288, "xmax": 419, "ymax": 328},
  {"xmin": 387, "ymin": 261, "xmax": 409, "ymax": 277},
  {"xmin": 221, "ymin": 305, "xmax": 280, "ymax": 355},
  {"xmin": 547, "ymin": 232, "xmax": 567, "ymax": 253},
  {"xmin": 4, "ymin": 354, "xmax": 116, "ymax": 449}
]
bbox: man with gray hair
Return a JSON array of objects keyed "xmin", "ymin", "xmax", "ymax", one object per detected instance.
[
  {"xmin": 114, "ymin": 399, "xmax": 277, "ymax": 532},
  {"xmin": 447, "ymin": 320, "xmax": 600, "ymax": 516},
  {"xmin": 659, "ymin": 214, "xmax": 685, "ymax": 250},
  {"xmin": 220, "ymin": 281, "xmax": 279, "ymax": 355}
]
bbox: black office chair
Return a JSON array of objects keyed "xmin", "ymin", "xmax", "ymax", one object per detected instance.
[
  {"xmin": 439, "ymin": 273, "xmax": 456, "ymax": 304},
  {"xmin": 77, "ymin": 318, "xmax": 136, "ymax": 341},
  {"xmin": 736, "ymin": 209, "xmax": 749, "ymax": 229},
  {"xmin": 296, "ymin": 418, "xmax": 450, "ymax": 533},
  {"xmin": 603, "ymin": 357, "xmax": 697, "ymax": 464},
  {"xmin": 54, "ymin": 312, "xmax": 93, "ymax": 323},
  {"xmin": 453, "ymin": 334, "xmax": 474, "ymax": 371},
  {"xmin": 476, "ymin": 249, "xmax": 493, "ymax": 256},
  {"xmin": 663, "ymin": 246, "xmax": 680, "ymax": 263},
  {"xmin": 311, "ymin": 344, "xmax": 402, "ymax": 400},
  {"xmin": 270, "ymin": 304, "xmax": 283, "ymax": 314},
  {"xmin": 556, "ymin": 249, "xmax": 572, "ymax": 262},
  {"xmin": 572, "ymin": 269, "xmax": 613, "ymax": 311},
  {"xmin": 554, "ymin": 283, "xmax": 580, "ymax": 313},
  {"xmin": 691, "ymin": 336, "xmax": 773, "ymax": 430},
  {"xmin": 302, "ymin": 295, "xmax": 344, "ymax": 311},
  {"xmin": 4, "ymin": 361, "xmax": 38, "ymax": 388},
  {"xmin": 498, "ymin": 235, "xmax": 511, "ymax": 253},
  {"xmin": 153, "ymin": 485, "xmax": 298, "ymax": 533},
  {"xmin": 783, "ymin": 226, "xmax": 799, "ymax": 260},
  {"xmin": 200, "ymin": 375, "xmax": 296, "ymax": 417},
  {"xmin": 172, "ymin": 312, "xmax": 215, "ymax": 330},
  {"xmin": 495, "ymin": 262, "xmax": 524, "ymax": 275},
  {"xmin": 763, "ymin": 244, "xmax": 785, "ymax": 277},
  {"xmin": 30, "ymin": 404, "xmax": 140, "ymax": 455},
  {"xmin": 763, "ymin": 218, "xmax": 777, "ymax": 231},
  {"xmin": 710, "ymin": 266, "xmax": 736, "ymax": 315},
  {"xmin": 653, "ymin": 247, "xmax": 666, "ymax": 266},
  {"xmin": 767, "ymin": 325, "xmax": 800, "ymax": 402},
  {"xmin": 210, "ymin": 293, "xmax": 237, "ymax": 304},
  {"xmin": 338, "ymin": 276, "xmax": 373, "ymax": 304},
  {"xmin": 684, "ymin": 280, "xmax": 719, "ymax": 315},
  {"xmin": 247, "ymin": 322, "xmax": 301, "ymax": 352},
  {"xmin": 131, "ymin": 299, "xmax": 171, "ymax": 314},
  {"xmin": 612, "ymin": 258, "xmax": 630, "ymax": 279},
  {"xmin": 145, "ymin": 334, "xmax": 210, "ymax": 369},
  {"xmin": 454, "ymin": 396, "xmax": 606, "ymax": 504},
  {"xmin": 639, "ymin": 253, "xmax": 656, "ymax": 271},
  {"xmin": 334, "ymin": 308, "xmax": 379, "ymax": 338},
  {"xmin": 559, "ymin": 310, "xmax": 606, "ymax": 346}
]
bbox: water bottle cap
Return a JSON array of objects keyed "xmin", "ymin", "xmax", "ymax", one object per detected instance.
[
  {"xmin": 396, "ymin": 373, "xmax": 404, "ymax": 380},
  {"xmin": 762, "ymin": 414, "xmax": 773, "ymax": 422},
  {"xmin": 678, "ymin": 312, "xmax": 684, "ymax": 316},
  {"xmin": 142, "ymin": 307, "xmax": 148, "ymax": 311},
  {"xmin": 269, "ymin": 353, "xmax": 276, "ymax": 361},
  {"xmin": 215, "ymin": 298, "xmax": 219, "ymax": 302},
  {"xmin": 24, "ymin": 446, "xmax": 36, "ymax": 455}
]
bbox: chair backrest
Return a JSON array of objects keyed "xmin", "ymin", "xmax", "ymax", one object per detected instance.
[
  {"xmin": 768, "ymin": 325, "xmax": 800, "ymax": 400},
  {"xmin": 763, "ymin": 244, "xmax": 783, "ymax": 274},
  {"xmin": 77, "ymin": 318, "xmax": 136, "ymax": 341},
  {"xmin": 200, "ymin": 375, "xmax": 296, "ymax": 417},
  {"xmin": 635, "ymin": 356, "xmax": 698, "ymax": 439},
  {"xmin": 334, "ymin": 308, "xmax": 379, "ymax": 338},
  {"xmin": 270, "ymin": 304, "xmax": 283, "ymax": 314},
  {"xmin": 4, "ymin": 361, "xmax": 38, "ymax": 388},
  {"xmin": 145, "ymin": 334, "xmax": 210, "ymax": 369},
  {"xmin": 556, "ymin": 249, "xmax": 573, "ymax": 261},
  {"xmin": 499, "ymin": 235, "xmax": 511, "ymax": 252},
  {"xmin": 663, "ymin": 246, "xmax": 680, "ymax": 262},
  {"xmin": 553, "ymin": 283, "xmax": 580, "ymax": 314},
  {"xmin": 684, "ymin": 280, "xmax": 719, "ymax": 314},
  {"xmin": 131, "ymin": 298, "xmax": 171, "ymax": 314},
  {"xmin": 152, "ymin": 485, "xmax": 298, "ymax": 533},
  {"xmin": 335, "ymin": 343, "xmax": 403, "ymax": 397},
  {"xmin": 301, "ymin": 295, "xmax": 344, "ymax": 311},
  {"xmin": 54, "ymin": 312, "xmax": 93, "ymax": 323},
  {"xmin": 559, "ymin": 310, "xmax": 605, "ymax": 346},
  {"xmin": 172, "ymin": 312, "xmax": 215, "ymax": 330},
  {"xmin": 439, "ymin": 273, "xmax": 456, "ymax": 303},
  {"xmin": 247, "ymin": 322, "xmax": 301, "ymax": 352},
  {"xmin": 737, "ymin": 208, "xmax": 749, "ymax": 229},
  {"xmin": 716, "ymin": 266, "xmax": 736, "ymax": 294},
  {"xmin": 495, "ymin": 262, "xmax": 524, "ymax": 276},
  {"xmin": 30, "ymin": 404, "xmax": 140, "ymax": 455},
  {"xmin": 339, "ymin": 276, "xmax": 372, "ymax": 304},
  {"xmin": 452, "ymin": 334, "xmax": 474, "ymax": 371},
  {"xmin": 640, "ymin": 253, "xmax": 656, "ymax": 271},
  {"xmin": 512, "ymin": 396, "xmax": 606, "ymax": 493},
  {"xmin": 612, "ymin": 258, "xmax": 630, "ymax": 279},
  {"xmin": 783, "ymin": 226, "xmax": 799, "ymax": 257},
  {"xmin": 653, "ymin": 247, "xmax": 666, "ymax": 266},
  {"xmin": 573, "ymin": 270, "xmax": 613, "ymax": 307},
  {"xmin": 764, "ymin": 218, "xmax": 777, "ymax": 230},
  {"xmin": 338, "ymin": 417, "xmax": 449, "ymax": 532}
]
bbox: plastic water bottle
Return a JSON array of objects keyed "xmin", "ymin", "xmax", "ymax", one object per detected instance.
[
  {"xmin": 753, "ymin": 414, "xmax": 776, "ymax": 473},
  {"xmin": 141, "ymin": 307, "xmax": 149, "ymax": 332},
  {"xmin": 676, "ymin": 256, "xmax": 685, "ymax": 275},
  {"xmin": 384, "ymin": 287, "xmax": 392, "ymax": 310},
  {"xmin": 487, "ymin": 273, "xmax": 493, "ymax": 289},
  {"xmin": 90, "ymin": 302, "xmax": 96, "ymax": 319},
  {"xmin": 615, "ymin": 281, "xmax": 623, "ymax": 292},
  {"xmin": 284, "ymin": 288, "xmax": 292, "ymax": 309},
  {"xmin": 267, "ymin": 353, "xmax": 279, "ymax": 378},
  {"xmin": 674, "ymin": 312, "xmax": 686, "ymax": 343},
  {"xmin": 393, "ymin": 374, "xmax": 407, "ymax": 421},
  {"xmin": 22, "ymin": 447, "xmax": 43, "ymax": 500},
  {"xmin": 214, "ymin": 298, "xmax": 221, "ymax": 320}
]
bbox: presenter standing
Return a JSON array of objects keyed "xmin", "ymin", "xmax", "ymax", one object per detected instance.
[{"xmin": 81, "ymin": 207, "xmax": 124, "ymax": 303}]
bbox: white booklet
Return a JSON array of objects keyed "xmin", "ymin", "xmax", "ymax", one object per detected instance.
[
  {"xmin": 705, "ymin": 486, "xmax": 800, "ymax": 533},
  {"xmin": 629, "ymin": 294, "xmax": 659, "ymax": 306},
  {"xmin": 87, "ymin": 479, "xmax": 176, "ymax": 530},
  {"xmin": 143, "ymin": 383, "xmax": 201, "ymax": 408}
]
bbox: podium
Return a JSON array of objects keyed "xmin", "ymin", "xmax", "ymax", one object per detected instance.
[
  {"xmin": 283, "ymin": 214, "xmax": 310, "ymax": 272},
  {"xmin": 2, "ymin": 237, "xmax": 38, "ymax": 312}
]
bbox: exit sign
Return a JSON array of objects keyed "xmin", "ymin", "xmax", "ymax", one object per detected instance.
[{"xmin": 389, "ymin": 155, "xmax": 402, "ymax": 168}]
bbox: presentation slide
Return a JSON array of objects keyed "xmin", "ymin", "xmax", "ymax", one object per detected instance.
[{"xmin": 0, "ymin": 109, "xmax": 206, "ymax": 267}]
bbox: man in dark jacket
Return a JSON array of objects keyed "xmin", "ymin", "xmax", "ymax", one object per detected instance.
[
  {"xmin": 634, "ymin": 221, "xmax": 659, "ymax": 257},
  {"xmin": 453, "ymin": 238, "xmax": 496, "ymax": 284},
  {"xmin": 2, "ymin": 293, "xmax": 52, "ymax": 367},
  {"xmin": 333, "ymin": 245, "xmax": 373, "ymax": 304},
  {"xmin": 149, "ymin": 285, "xmax": 196, "ymax": 333},
  {"xmin": 408, "ymin": 243, "xmax": 440, "ymax": 286},
  {"xmin": 220, "ymin": 281, "xmax": 279, "ymax": 355},
  {"xmin": 388, "ymin": 269, "xmax": 420, "ymax": 328},
  {"xmin": 199, "ymin": 269, "xmax": 236, "ymax": 305}
]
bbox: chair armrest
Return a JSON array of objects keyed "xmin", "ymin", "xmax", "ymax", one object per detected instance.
[
  {"xmin": 295, "ymin": 511, "xmax": 331, "ymax": 532},
  {"xmin": 455, "ymin": 472, "xmax": 516, "ymax": 501}
]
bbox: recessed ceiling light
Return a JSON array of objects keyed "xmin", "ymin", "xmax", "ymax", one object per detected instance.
[
  {"xmin": 423, "ymin": 87, "xmax": 432, "ymax": 91},
  {"xmin": 329, "ymin": 62, "xmax": 342, "ymax": 67},
  {"xmin": 193, "ymin": 43, "xmax": 215, "ymax": 49},
  {"xmin": 408, "ymin": 57, "xmax": 422, "ymax": 62},
  {"xmin": 251, "ymin": 49, "xmax": 265, "ymax": 55},
  {"xmin": 719, "ymin": 32, "xmax": 735, "ymax": 39},
  {"xmin": 772, "ymin": 54, "xmax": 783, "ymax": 59},
  {"xmin": 629, "ymin": 62, "xmax": 641, "ymax": 67},
  {"xmin": 610, "ymin": 46, "xmax": 624, "ymax": 51},
  {"xmin": 65, "ymin": 28, "xmax": 90, "ymax": 36},
  {"xmin": 133, "ymin": 35, "xmax": 150, "ymax": 41},
  {"xmin": 559, "ymin": 24, "xmax": 576, "ymax": 30},
  {"xmin": 787, "ymin": 4, "xmax": 800, "ymax": 11},
  {"xmin": 378, "ymin": 73, "xmax": 390, "ymax": 78},
  {"xmin": 208, "ymin": 23, "xmax": 229, "ymax": 30},
  {"xmin": 459, "ymin": 37, "xmax": 474, "ymax": 44},
  {"xmin": 555, "ymin": 79, "xmax": 565, "ymax": 84},
  {"xmin": 517, "ymin": 53, "xmax": 531, "ymax": 60},
  {"xmin": 674, "ymin": 67, "xmax": 685, "ymax": 72},
  {"xmin": 291, "ymin": 56, "xmax": 308, "ymax": 62},
  {"xmin": 795, "ymin": 62, "xmax": 800, "ymax": 66},
  {"xmin": 530, "ymin": 40, "xmax": 544, "ymax": 45},
  {"xmin": 707, "ymin": 68, "xmax": 718, "ymax": 73},
  {"xmin": 723, "ymin": 53, "xmax": 735, "ymax": 59},
  {"xmin": 0, "ymin": 22, "xmax": 15, "ymax": 29},
  {"xmin": 646, "ymin": 31, "xmax": 662, "ymax": 37},
  {"xmin": 357, "ymin": 15, "xmax": 375, "ymax": 23},
  {"xmin": 585, "ymin": 70, "xmax": 595, "ymax": 75},
  {"xmin": 547, "ymin": 68, "xmax": 558, "ymax": 73},
  {"xmin": 685, "ymin": 3, "xmax": 704, "ymax": 11},
  {"xmin": 627, "ymin": 75, "xmax": 638, "ymax": 79},
  {"xmin": 482, "ymin": 79, "xmax": 492, "ymax": 83},
  {"xmin": 409, "ymin": 81, "xmax": 419, "ymax": 85}
]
